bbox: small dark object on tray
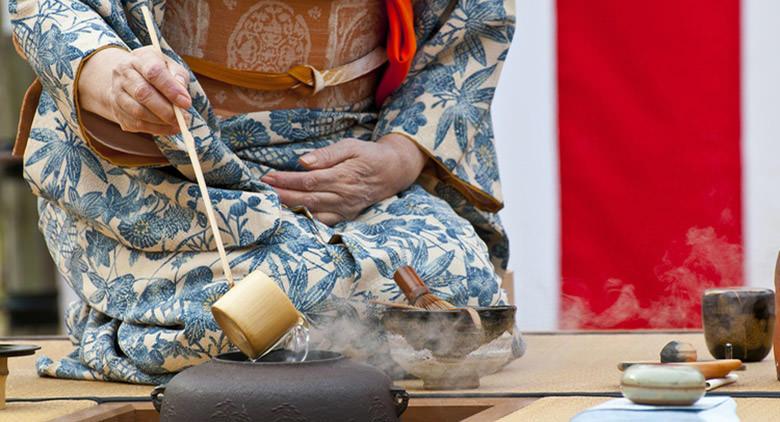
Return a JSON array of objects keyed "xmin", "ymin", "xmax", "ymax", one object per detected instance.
[{"xmin": 660, "ymin": 341, "xmax": 697, "ymax": 363}]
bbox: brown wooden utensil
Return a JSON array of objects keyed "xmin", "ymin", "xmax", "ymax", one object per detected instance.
[
  {"xmin": 393, "ymin": 266, "xmax": 455, "ymax": 310},
  {"xmin": 618, "ymin": 359, "xmax": 743, "ymax": 380},
  {"xmin": 773, "ymin": 251, "xmax": 780, "ymax": 380}
]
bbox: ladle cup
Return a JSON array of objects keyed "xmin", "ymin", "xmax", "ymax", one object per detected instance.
[
  {"xmin": 211, "ymin": 270, "xmax": 303, "ymax": 359},
  {"xmin": 140, "ymin": 5, "xmax": 303, "ymax": 361}
]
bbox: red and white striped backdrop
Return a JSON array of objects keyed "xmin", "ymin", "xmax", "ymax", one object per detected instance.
[{"xmin": 494, "ymin": 0, "xmax": 780, "ymax": 330}]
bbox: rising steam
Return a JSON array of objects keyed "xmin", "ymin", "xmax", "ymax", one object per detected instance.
[{"xmin": 561, "ymin": 226, "xmax": 743, "ymax": 329}]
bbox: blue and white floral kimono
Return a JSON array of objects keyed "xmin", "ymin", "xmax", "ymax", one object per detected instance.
[{"xmin": 10, "ymin": 0, "xmax": 515, "ymax": 383}]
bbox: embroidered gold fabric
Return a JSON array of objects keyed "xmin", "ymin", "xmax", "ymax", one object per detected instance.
[{"xmin": 162, "ymin": 0, "xmax": 387, "ymax": 115}]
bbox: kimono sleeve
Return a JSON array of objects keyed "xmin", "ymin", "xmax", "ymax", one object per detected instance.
[
  {"xmin": 374, "ymin": 0, "xmax": 515, "ymax": 213},
  {"xmin": 10, "ymin": 0, "xmax": 128, "ymax": 136}
]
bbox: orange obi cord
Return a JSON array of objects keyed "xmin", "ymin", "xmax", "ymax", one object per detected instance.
[
  {"xmin": 376, "ymin": 0, "xmax": 417, "ymax": 105},
  {"xmin": 182, "ymin": 46, "xmax": 389, "ymax": 98},
  {"xmin": 182, "ymin": 56, "xmax": 315, "ymax": 93}
]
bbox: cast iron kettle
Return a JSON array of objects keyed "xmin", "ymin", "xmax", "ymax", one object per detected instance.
[{"xmin": 151, "ymin": 350, "xmax": 409, "ymax": 422}]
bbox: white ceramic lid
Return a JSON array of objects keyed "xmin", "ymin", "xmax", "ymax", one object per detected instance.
[{"xmin": 621, "ymin": 364, "xmax": 705, "ymax": 389}]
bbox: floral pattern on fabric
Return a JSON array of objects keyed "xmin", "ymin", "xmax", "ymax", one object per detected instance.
[
  {"xmin": 11, "ymin": 0, "xmax": 516, "ymax": 383},
  {"xmin": 376, "ymin": 0, "xmax": 514, "ymax": 270}
]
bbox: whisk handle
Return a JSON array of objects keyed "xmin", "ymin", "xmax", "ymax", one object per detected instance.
[{"xmin": 393, "ymin": 266, "xmax": 430, "ymax": 304}]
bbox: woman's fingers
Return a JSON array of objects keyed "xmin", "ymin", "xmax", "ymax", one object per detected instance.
[
  {"xmin": 94, "ymin": 46, "xmax": 192, "ymax": 136},
  {"xmin": 265, "ymin": 143, "xmax": 377, "ymax": 220},
  {"xmin": 119, "ymin": 71, "xmax": 176, "ymax": 125},
  {"xmin": 166, "ymin": 58, "xmax": 190, "ymax": 90},
  {"xmin": 274, "ymin": 187, "xmax": 361, "ymax": 226},
  {"xmin": 274, "ymin": 188, "xmax": 346, "ymax": 212},
  {"xmin": 130, "ymin": 47, "xmax": 191, "ymax": 109},
  {"xmin": 114, "ymin": 104, "xmax": 179, "ymax": 135},
  {"xmin": 299, "ymin": 138, "xmax": 363, "ymax": 170},
  {"xmin": 114, "ymin": 91, "xmax": 167, "ymax": 125},
  {"xmin": 262, "ymin": 167, "xmax": 344, "ymax": 192}
]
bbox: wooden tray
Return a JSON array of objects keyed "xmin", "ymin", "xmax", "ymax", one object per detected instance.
[{"xmin": 50, "ymin": 397, "xmax": 535, "ymax": 422}]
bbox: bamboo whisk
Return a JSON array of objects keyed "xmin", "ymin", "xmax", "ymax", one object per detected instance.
[{"xmin": 393, "ymin": 266, "xmax": 455, "ymax": 310}]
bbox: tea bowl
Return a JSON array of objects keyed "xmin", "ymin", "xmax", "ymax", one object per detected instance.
[{"xmin": 381, "ymin": 306, "xmax": 522, "ymax": 389}]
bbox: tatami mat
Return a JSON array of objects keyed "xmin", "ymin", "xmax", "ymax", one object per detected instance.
[
  {"xmin": 5, "ymin": 332, "xmax": 780, "ymax": 402},
  {"xmin": 0, "ymin": 400, "xmax": 96, "ymax": 422},
  {"xmin": 397, "ymin": 332, "xmax": 779, "ymax": 395},
  {"xmin": 498, "ymin": 397, "xmax": 609, "ymax": 421},
  {"xmin": 7, "ymin": 340, "xmax": 152, "ymax": 400}
]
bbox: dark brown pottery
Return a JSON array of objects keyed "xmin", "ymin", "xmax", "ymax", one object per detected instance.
[
  {"xmin": 152, "ymin": 349, "xmax": 408, "ymax": 422},
  {"xmin": 773, "ymin": 253, "xmax": 780, "ymax": 380},
  {"xmin": 702, "ymin": 288, "xmax": 775, "ymax": 362}
]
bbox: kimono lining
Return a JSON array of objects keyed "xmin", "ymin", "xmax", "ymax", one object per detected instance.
[{"xmin": 392, "ymin": 131, "xmax": 503, "ymax": 213}]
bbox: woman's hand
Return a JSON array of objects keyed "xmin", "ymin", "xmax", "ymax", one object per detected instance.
[
  {"xmin": 262, "ymin": 134, "xmax": 428, "ymax": 225},
  {"xmin": 78, "ymin": 46, "xmax": 191, "ymax": 136}
]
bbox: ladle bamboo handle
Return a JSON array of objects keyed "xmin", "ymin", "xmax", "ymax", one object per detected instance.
[{"xmin": 140, "ymin": 6, "xmax": 234, "ymax": 287}]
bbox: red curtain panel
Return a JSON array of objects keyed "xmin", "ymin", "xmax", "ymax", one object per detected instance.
[{"xmin": 557, "ymin": 0, "xmax": 742, "ymax": 329}]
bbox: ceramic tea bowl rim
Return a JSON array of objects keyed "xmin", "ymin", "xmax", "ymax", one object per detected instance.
[
  {"xmin": 703, "ymin": 287, "xmax": 774, "ymax": 295},
  {"xmin": 382, "ymin": 305, "xmax": 516, "ymax": 314},
  {"xmin": 214, "ymin": 349, "xmax": 344, "ymax": 366}
]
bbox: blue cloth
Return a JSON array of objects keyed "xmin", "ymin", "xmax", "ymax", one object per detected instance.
[{"xmin": 571, "ymin": 397, "xmax": 738, "ymax": 422}]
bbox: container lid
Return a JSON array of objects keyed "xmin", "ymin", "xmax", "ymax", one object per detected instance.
[
  {"xmin": 0, "ymin": 344, "xmax": 40, "ymax": 358},
  {"xmin": 621, "ymin": 364, "xmax": 705, "ymax": 389}
]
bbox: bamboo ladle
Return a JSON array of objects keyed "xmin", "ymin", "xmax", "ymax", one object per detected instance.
[{"xmin": 141, "ymin": 6, "xmax": 302, "ymax": 360}]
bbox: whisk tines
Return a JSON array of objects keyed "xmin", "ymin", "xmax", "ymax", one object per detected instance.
[{"xmin": 393, "ymin": 266, "xmax": 455, "ymax": 311}]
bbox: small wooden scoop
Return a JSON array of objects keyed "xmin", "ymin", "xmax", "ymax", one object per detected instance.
[
  {"xmin": 140, "ymin": 6, "xmax": 301, "ymax": 360},
  {"xmin": 618, "ymin": 359, "xmax": 743, "ymax": 380}
]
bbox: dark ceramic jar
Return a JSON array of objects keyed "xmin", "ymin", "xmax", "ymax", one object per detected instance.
[
  {"xmin": 152, "ymin": 350, "xmax": 409, "ymax": 422},
  {"xmin": 702, "ymin": 288, "xmax": 775, "ymax": 362}
]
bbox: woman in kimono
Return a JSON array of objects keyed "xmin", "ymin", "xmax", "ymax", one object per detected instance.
[{"xmin": 10, "ymin": 0, "xmax": 516, "ymax": 383}]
